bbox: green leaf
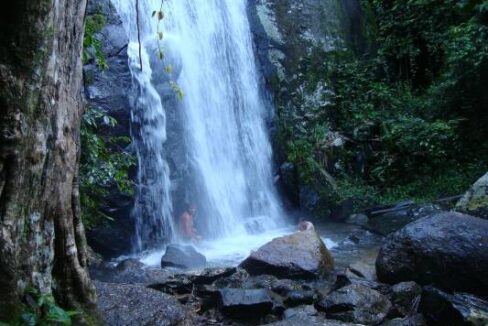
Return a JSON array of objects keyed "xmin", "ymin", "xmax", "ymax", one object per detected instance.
[
  {"xmin": 20, "ymin": 313, "xmax": 37, "ymax": 326},
  {"xmin": 46, "ymin": 306, "xmax": 71, "ymax": 325}
]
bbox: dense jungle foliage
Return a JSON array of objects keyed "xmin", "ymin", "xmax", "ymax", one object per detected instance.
[
  {"xmin": 282, "ymin": 0, "xmax": 488, "ymax": 210},
  {"xmin": 80, "ymin": 107, "xmax": 135, "ymax": 228}
]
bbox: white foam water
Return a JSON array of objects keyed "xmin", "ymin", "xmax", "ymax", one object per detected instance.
[
  {"xmin": 162, "ymin": 0, "xmax": 285, "ymax": 238},
  {"xmin": 140, "ymin": 229, "xmax": 338, "ymax": 267}
]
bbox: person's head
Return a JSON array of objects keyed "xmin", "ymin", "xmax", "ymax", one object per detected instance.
[{"xmin": 186, "ymin": 203, "xmax": 196, "ymax": 216}]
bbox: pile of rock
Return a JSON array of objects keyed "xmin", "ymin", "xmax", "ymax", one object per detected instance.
[{"xmin": 94, "ymin": 212, "xmax": 488, "ymax": 325}]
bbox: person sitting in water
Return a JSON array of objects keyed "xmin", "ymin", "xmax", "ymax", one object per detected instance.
[
  {"xmin": 179, "ymin": 203, "xmax": 202, "ymax": 242},
  {"xmin": 297, "ymin": 217, "xmax": 314, "ymax": 231}
]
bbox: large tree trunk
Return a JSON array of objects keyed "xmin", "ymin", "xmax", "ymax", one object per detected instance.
[{"xmin": 0, "ymin": 0, "xmax": 97, "ymax": 321}]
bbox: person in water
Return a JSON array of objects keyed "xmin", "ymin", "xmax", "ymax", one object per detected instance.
[
  {"xmin": 297, "ymin": 217, "xmax": 314, "ymax": 231},
  {"xmin": 179, "ymin": 203, "xmax": 202, "ymax": 242}
]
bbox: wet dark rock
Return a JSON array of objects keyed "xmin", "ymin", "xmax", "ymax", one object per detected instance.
[
  {"xmin": 278, "ymin": 162, "xmax": 300, "ymax": 207},
  {"xmin": 316, "ymin": 284, "xmax": 392, "ymax": 325},
  {"xmin": 408, "ymin": 203, "xmax": 443, "ymax": 220},
  {"xmin": 212, "ymin": 268, "xmax": 250, "ymax": 288},
  {"xmin": 161, "ymin": 244, "xmax": 207, "ymax": 269},
  {"xmin": 299, "ymin": 186, "xmax": 322, "ymax": 212},
  {"xmin": 85, "ymin": 194, "xmax": 134, "ymax": 259},
  {"xmin": 345, "ymin": 213, "xmax": 369, "ymax": 227},
  {"xmin": 333, "ymin": 273, "xmax": 390, "ymax": 295},
  {"xmin": 265, "ymin": 317, "xmax": 359, "ymax": 326},
  {"xmin": 86, "ymin": 245, "xmax": 103, "ymax": 267},
  {"xmin": 194, "ymin": 284, "xmax": 221, "ymax": 311},
  {"xmin": 271, "ymin": 279, "xmax": 306, "ymax": 295},
  {"xmin": 283, "ymin": 290, "xmax": 317, "ymax": 307},
  {"xmin": 218, "ymin": 288, "xmax": 274, "ymax": 320},
  {"xmin": 366, "ymin": 202, "xmax": 443, "ymax": 236},
  {"xmin": 149, "ymin": 267, "xmax": 236, "ymax": 296},
  {"xmin": 240, "ymin": 229, "xmax": 334, "ymax": 279},
  {"xmin": 390, "ymin": 281, "xmax": 422, "ymax": 317},
  {"xmin": 95, "ymin": 281, "xmax": 188, "ymax": 325},
  {"xmin": 382, "ymin": 314, "xmax": 426, "ymax": 326},
  {"xmin": 376, "ymin": 212, "xmax": 488, "ymax": 297},
  {"xmin": 366, "ymin": 201, "xmax": 416, "ymax": 235},
  {"xmin": 419, "ymin": 286, "xmax": 488, "ymax": 326},
  {"xmin": 149, "ymin": 276, "xmax": 193, "ymax": 295},
  {"xmin": 190, "ymin": 267, "xmax": 237, "ymax": 285},
  {"xmin": 242, "ymin": 274, "xmax": 280, "ymax": 290},
  {"xmin": 348, "ymin": 260, "xmax": 376, "ymax": 281},
  {"xmin": 116, "ymin": 258, "xmax": 144, "ymax": 272},
  {"xmin": 84, "ymin": 0, "xmax": 135, "ymax": 259},
  {"xmin": 283, "ymin": 305, "xmax": 318, "ymax": 319}
]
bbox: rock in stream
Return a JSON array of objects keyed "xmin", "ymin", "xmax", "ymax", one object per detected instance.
[{"xmin": 240, "ymin": 229, "xmax": 334, "ymax": 279}]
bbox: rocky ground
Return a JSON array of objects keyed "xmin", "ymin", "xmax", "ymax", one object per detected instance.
[{"xmin": 89, "ymin": 208, "xmax": 488, "ymax": 326}]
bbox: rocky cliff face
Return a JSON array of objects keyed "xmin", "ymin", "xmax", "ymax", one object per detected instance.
[
  {"xmin": 83, "ymin": 0, "xmax": 135, "ymax": 258},
  {"xmin": 248, "ymin": 0, "xmax": 368, "ymax": 212}
]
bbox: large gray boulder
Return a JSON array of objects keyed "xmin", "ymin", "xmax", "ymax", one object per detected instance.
[
  {"xmin": 218, "ymin": 288, "xmax": 274, "ymax": 320},
  {"xmin": 419, "ymin": 286, "xmax": 488, "ymax": 325},
  {"xmin": 240, "ymin": 229, "xmax": 334, "ymax": 279},
  {"xmin": 376, "ymin": 212, "xmax": 488, "ymax": 297},
  {"xmin": 161, "ymin": 244, "xmax": 207, "ymax": 269},
  {"xmin": 456, "ymin": 172, "xmax": 488, "ymax": 219},
  {"xmin": 316, "ymin": 284, "xmax": 392, "ymax": 325}
]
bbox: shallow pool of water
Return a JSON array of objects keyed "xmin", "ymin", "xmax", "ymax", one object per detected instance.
[{"xmin": 134, "ymin": 221, "xmax": 381, "ymax": 270}]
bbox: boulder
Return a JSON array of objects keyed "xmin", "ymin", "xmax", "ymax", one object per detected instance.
[
  {"xmin": 345, "ymin": 213, "xmax": 369, "ymax": 227},
  {"xmin": 366, "ymin": 202, "xmax": 442, "ymax": 235},
  {"xmin": 299, "ymin": 186, "xmax": 322, "ymax": 212},
  {"xmin": 348, "ymin": 260, "xmax": 376, "ymax": 281},
  {"xmin": 456, "ymin": 172, "xmax": 488, "ymax": 219},
  {"xmin": 278, "ymin": 162, "xmax": 300, "ymax": 207},
  {"xmin": 265, "ymin": 316, "xmax": 359, "ymax": 326},
  {"xmin": 95, "ymin": 281, "xmax": 188, "ymax": 325},
  {"xmin": 419, "ymin": 286, "xmax": 488, "ymax": 326},
  {"xmin": 382, "ymin": 314, "xmax": 426, "ymax": 326},
  {"xmin": 376, "ymin": 212, "xmax": 488, "ymax": 296},
  {"xmin": 218, "ymin": 288, "xmax": 274, "ymax": 320},
  {"xmin": 149, "ymin": 267, "xmax": 236, "ymax": 295},
  {"xmin": 240, "ymin": 229, "xmax": 334, "ymax": 279},
  {"xmin": 390, "ymin": 281, "xmax": 422, "ymax": 317},
  {"xmin": 333, "ymin": 272, "xmax": 390, "ymax": 295},
  {"xmin": 283, "ymin": 305, "xmax": 318, "ymax": 320},
  {"xmin": 116, "ymin": 258, "xmax": 144, "ymax": 272},
  {"xmin": 316, "ymin": 284, "xmax": 392, "ymax": 325},
  {"xmin": 161, "ymin": 244, "xmax": 207, "ymax": 269},
  {"xmin": 283, "ymin": 290, "xmax": 317, "ymax": 307}
]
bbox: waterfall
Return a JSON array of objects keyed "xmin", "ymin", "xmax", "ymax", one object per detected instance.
[
  {"xmin": 111, "ymin": 0, "xmax": 176, "ymax": 251},
  {"xmin": 112, "ymin": 0, "xmax": 285, "ymax": 249}
]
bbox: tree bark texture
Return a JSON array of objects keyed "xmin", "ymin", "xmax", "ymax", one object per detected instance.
[{"xmin": 0, "ymin": 0, "xmax": 97, "ymax": 321}]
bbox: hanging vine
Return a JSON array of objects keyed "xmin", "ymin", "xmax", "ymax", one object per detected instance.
[
  {"xmin": 152, "ymin": 0, "xmax": 184, "ymax": 99},
  {"xmin": 136, "ymin": 0, "xmax": 143, "ymax": 70}
]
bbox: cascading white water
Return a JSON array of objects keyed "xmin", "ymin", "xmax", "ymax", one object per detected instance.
[
  {"xmin": 111, "ymin": 0, "xmax": 176, "ymax": 251},
  {"xmin": 164, "ymin": 0, "xmax": 284, "ymax": 238},
  {"xmin": 112, "ymin": 0, "xmax": 286, "ymax": 250}
]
